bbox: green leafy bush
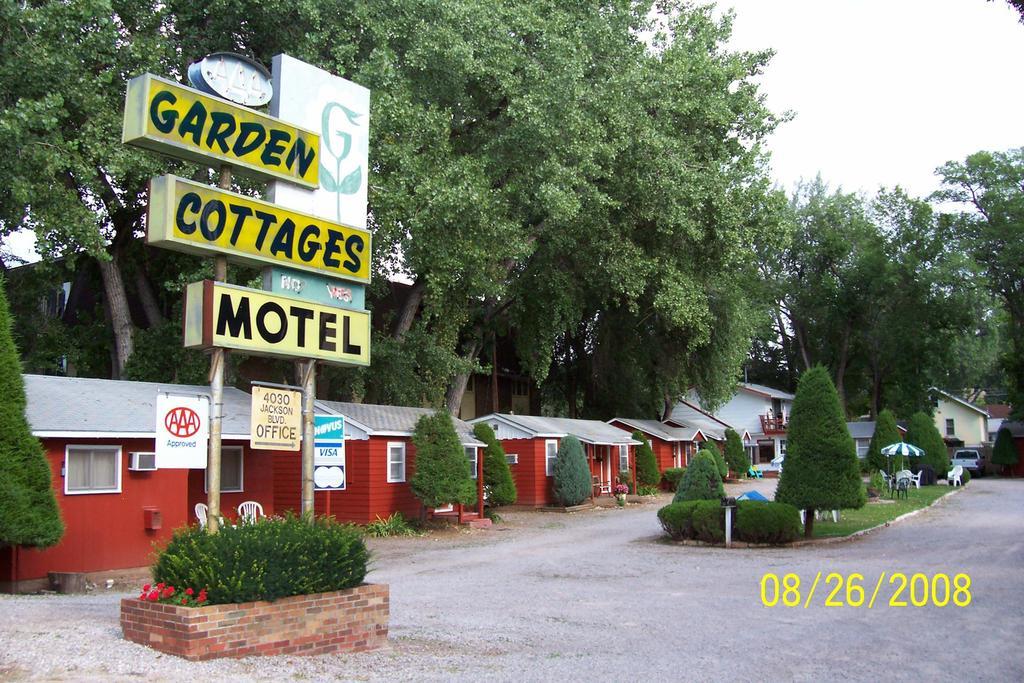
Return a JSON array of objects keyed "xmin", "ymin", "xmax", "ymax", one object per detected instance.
[
  {"xmin": 633, "ymin": 432, "xmax": 661, "ymax": 487},
  {"xmin": 673, "ymin": 450, "xmax": 724, "ymax": 502},
  {"xmin": 961, "ymin": 469, "xmax": 971, "ymax": 485},
  {"xmin": 868, "ymin": 471, "xmax": 886, "ymax": 497},
  {"xmin": 617, "ymin": 469, "xmax": 634, "ymax": 494},
  {"xmin": 363, "ymin": 512, "xmax": 419, "ymax": 537},
  {"xmin": 723, "ymin": 428, "xmax": 749, "ymax": 478},
  {"xmin": 866, "ymin": 409, "xmax": 901, "ymax": 473},
  {"xmin": 992, "ymin": 427, "xmax": 1019, "ymax": 472},
  {"xmin": 710, "ymin": 446, "xmax": 728, "ymax": 479},
  {"xmin": 153, "ymin": 514, "xmax": 368, "ymax": 605},
  {"xmin": 637, "ymin": 484, "xmax": 660, "ymax": 496},
  {"xmin": 553, "ymin": 436, "xmax": 591, "ymax": 506},
  {"xmin": 735, "ymin": 501, "xmax": 800, "ymax": 544},
  {"xmin": 904, "ymin": 411, "xmax": 950, "ymax": 482},
  {"xmin": 662, "ymin": 467, "xmax": 686, "ymax": 491},
  {"xmin": 411, "ymin": 411, "xmax": 477, "ymax": 509},
  {"xmin": 658, "ymin": 500, "xmax": 725, "ymax": 542},
  {"xmin": 473, "ymin": 422, "xmax": 517, "ymax": 506}
]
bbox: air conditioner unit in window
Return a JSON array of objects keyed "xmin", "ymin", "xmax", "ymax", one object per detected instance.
[{"xmin": 129, "ymin": 452, "xmax": 157, "ymax": 471}]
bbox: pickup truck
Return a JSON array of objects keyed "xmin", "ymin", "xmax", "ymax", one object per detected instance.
[{"xmin": 950, "ymin": 449, "xmax": 984, "ymax": 477}]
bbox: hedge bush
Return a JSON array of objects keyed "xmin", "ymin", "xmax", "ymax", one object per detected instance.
[
  {"xmin": 723, "ymin": 428, "xmax": 749, "ymax": 478},
  {"xmin": 735, "ymin": 501, "xmax": 801, "ymax": 544},
  {"xmin": 710, "ymin": 446, "xmax": 728, "ymax": 479},
  {"xmin": 633, "ymin": 432, "xmax": 661, "ymax": 487},
  {"xmin": 904, "ymin": 411, "xmax": 950, "ymax": 481},
  {"xmin": 553, "ymin": 436, "xmax": 591, "ymax": 506},
  {"xmin": 411, "ymin": 411, "xmax": 477, "ymax": 509},
  {"xmin": 472, "ymin": 422, "xmax": 517, "ymax": 506},
  {"xmin": 153, "ymin": 514, "xmax": 368, "ymax": 605},
  {"xmin": 673, "ymin": 450, "xmax": 724, "ymax": 502},
  {"xmin": 662, "ymin": 467, "xmax": 686, "ymax": 491},
  {"xmin": 658, "ymin": 500, "xmax": 723, "ymax": 542},
  {"xmin": 961, "ymin": 469, "xmax": 971, "ymax": 485}
]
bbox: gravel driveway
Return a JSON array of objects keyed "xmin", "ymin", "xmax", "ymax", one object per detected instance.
[{"xmin": 1, "ymin": 479, "xmax": 1021, "ymax": 682}]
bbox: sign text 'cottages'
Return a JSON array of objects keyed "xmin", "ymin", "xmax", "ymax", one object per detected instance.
[
  {"xmin": 250, "ymin": 386, "xmax": 301, "ymax": 450},
  {"xmin": 123, "ymin": 73, "xmax": 319, "ymax": 188},
  {"xmin": 184, "ymin": 280, "xmax": 371, "ymax": 366},
  {"xmin": 148, "ymin": 175, "xmax": 370, "ymax": 283}
]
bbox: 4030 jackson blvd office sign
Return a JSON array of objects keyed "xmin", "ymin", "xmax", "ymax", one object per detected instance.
[
  {"xmin": 123, "ymin": 73, "xmax": 319, "ymax": 188},
  {"xmin": 148, "ymin": 175, "xmax": 370, "ymax": 283},
  {"xmin": 183, "ymin": 280, "xmax": 370, "ymax": 366}
]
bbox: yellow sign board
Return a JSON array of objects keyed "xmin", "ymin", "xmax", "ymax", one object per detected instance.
[
  {"xmin": 148, "ymin": 175, "xmax": 370, "ymax": 283},
  {"xmin": 184, "ymin": 281, "xmax": 371, "ymax": 366},
  {"xmin": 250, "ymin": 386, "xmax": 301, "ymax": 451},
  {"xmin": 123, "ymin": 73, "xmax": 319, "ymax": 188}
]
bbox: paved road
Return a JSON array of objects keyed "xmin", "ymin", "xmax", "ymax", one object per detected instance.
[{"xmin": 1, "ymin": 479, "xmax": 1021, "ymax": 681}]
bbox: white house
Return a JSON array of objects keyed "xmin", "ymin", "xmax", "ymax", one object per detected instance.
[
  {"xmin": 684, "ymin": 383, "xmax": 795, "ymax": 470},
  {"xmin": 929, "ymin": 387, "xmax": 989, "ymax": 451},
  {"xmin": 847, "ymin": 421, "xmax": 908, "ymax": 460}
]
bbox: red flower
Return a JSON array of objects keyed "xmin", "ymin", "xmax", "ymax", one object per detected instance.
[
  {"xmin": 156, "ymin": 582, "xmax": 165, "ymax": 590},
  {"xmin": 147, "ymin": 590, "xmax": 159, "ymax": 601},
  {"xmin": 181, "ymin": 597, "xmax": 187, "ymax": 605},
  {"xmin": 185, "ymin": 588, "xmax": 194, "ymax": 596},
  {"xmin": 142, "ymin": 584, "xmax": 151, "ymax": 592}
]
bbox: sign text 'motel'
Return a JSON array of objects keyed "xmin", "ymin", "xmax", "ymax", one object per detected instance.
[
  {"xmin": 123, "ymin": 73, "xmax": 319, "ymax": 188},
  {"xmin": 148, "ymin": 175, "xmax": 370, "ymax": 283},
  {"xmin": 184, "ymin": 280, "xmax": 370, "ymax": 366}
]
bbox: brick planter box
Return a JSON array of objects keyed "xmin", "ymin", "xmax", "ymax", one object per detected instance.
[{"xmin": 120, "ymin": 583, "xmax": 388, "ymax": 660}]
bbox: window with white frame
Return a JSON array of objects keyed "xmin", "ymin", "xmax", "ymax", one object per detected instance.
[
  {"xmin": 945, "ymin": 418, "xmax": 955, "ymax": 436},
  {"xmin": 545, "ymin": 440, "xmax": 558, "ymax": 476},
  {"xmin": 779, "ymin": 439, "xmax": 787, "ymax": 457},
  {"xmin": 856, "ymin": 439, "xmax": 869, "ymax": 458},
  {"xmin": 65, "ymin": 446, "xmax": 121, "ymax": 494},
  {"xmin": 466, "ymin": 446, "xmax": 478, "ymax": 479},
  {"xmin": 618, "ymin": 444, "xmax": 629, "ymax": 472},
  {"xmin": 205, "ymin": 446, "xmax": 243, "ymax": 493},
  {"xmin": 506, "ymin": 453, "xmax": 519, "ymax": 465},
  {"xmin": 387, "ymin": 442, "xmax": 406, "ymax": 483}
]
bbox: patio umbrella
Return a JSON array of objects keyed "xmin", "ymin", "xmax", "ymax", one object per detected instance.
[
  {"xmin": 880, "ymin": 442, "xmax": 925, "ymax": 476},
  {"xmin": 737, "ymin": 490, "xmax": 769, "ymax": 502}
]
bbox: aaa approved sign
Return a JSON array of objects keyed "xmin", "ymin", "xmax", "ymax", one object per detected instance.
[
  {"xmin": 155, "ymin": 392, "xmax": 210, "ymax": 468},
  {"xmin": 250, "ymin": 386, "xmax": 301, "ymax": 450}
]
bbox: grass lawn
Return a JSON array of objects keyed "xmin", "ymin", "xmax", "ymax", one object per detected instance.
[{"xmin": 810, "ymin": 485, "xmax": 956, "ymax": 538}]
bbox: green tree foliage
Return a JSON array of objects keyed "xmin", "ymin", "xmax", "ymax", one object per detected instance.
[
  {"xmin": 0, "ymin": 279, "xmax": 63, "ymax": 547},
  {"xmin": 776, "ymin": 366, "xmax": 865, "ymax": 537},
  {"xmin": 472, "ymin": 422, "xmax": 516, "ymax": 506},
  {"xmin": 866, "ymin": 409, "xmax": 902, "ymax": 473},
  {"xmin": 904, "ymin": 411, "xmax": 950, "ymax": 477},
  {"xmin": 723, "ymin": 428, "xmax": 749, "ymax": 477},
  {"xmin": 991, "ymin": 427, "xmax": 1019, "ymax": 470},
  {"xmin": 551, "ymin": 436, "xmax": 591, "ymax": 507},
  {"xmin": 672, "ymin": 450, "xmax": 724, "ymax": 502},
  {"xmin": 709, "ymin": 445, "xmax": 728, "ymax": 480},
  {"xmin": 410, "ymin": 412, "xmax": 476, "ymax": 510},
  {"xmin": 632, "ymin": 431, "xmax": 660, "ymax": 487},
  {"xmin": 936, "ymin": 148, "xmax": 1024, "ymax": 419}
]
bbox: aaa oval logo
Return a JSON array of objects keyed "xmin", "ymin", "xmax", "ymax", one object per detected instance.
[{"xmin": 165, "ymin": 407, "xmax": 201, "ymax": 438}]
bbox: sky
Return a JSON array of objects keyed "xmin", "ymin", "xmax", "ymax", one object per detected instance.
[{"xmin": 718, "ymin": 0, "xmax": 1024, "ymax": 199}]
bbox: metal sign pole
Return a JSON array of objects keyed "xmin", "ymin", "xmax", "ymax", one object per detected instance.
[
  {"xmin": 207, "ymin": 164, "xmax": 232, "ymax": 533},
  {"xmin": 301, "ymin": 359, "xmax": 316, "ymax": 519}
]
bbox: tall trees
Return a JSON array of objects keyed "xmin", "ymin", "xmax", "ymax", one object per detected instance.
[
  {"xmin": 936, "ymin": 148, "xmax": 1024, "ymax": 418},
  {"xmin": 0, "ymin": 279, "xmax": 63, "ymax": 548},
  {"xmin": 551, "ymin": 436, "xmax": 591, "ymax": 507},
  {"xmin": 904, "ymin": 411, "xmax": 950, "ymax": 478},
  {"xmin": 472, "ymin": 422, "xmax": 516, "ymax": 506},
  {"xmin": 410, "ymin": 412, "xmax": 476, "ymax": 512},
  {"xmin": 865, "ymin": 409, "xmax": 901, "ymax": 474},
  {"xmin": 633, "ymin": 432, "xmax": 660, "ymax": 488},
  {"xmin": 776, "ymin": 366, "xmax": 864, "ymax": 537},
  {"xmin": 723, "ymin": 428, "xmax": 750, "ymax": 478}
]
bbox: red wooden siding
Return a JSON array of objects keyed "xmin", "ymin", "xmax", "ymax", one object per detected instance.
[
  {"xmin": 499, "ymin": 438, "xmax": 551, "ymax": 506},
  {"xmin": 186, "ymin": 444, "xmax": 275, "ymax": 525}
]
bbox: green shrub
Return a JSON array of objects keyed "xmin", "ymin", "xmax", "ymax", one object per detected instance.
[
  {"xmin": 662, "ymin": 467, "xmax": 686, "ymax": 491},
  {"xmin": 633, "ymin": 432, "xmax": 661, "ymax": 487},
  {"xmin": 658, "ymin": 501, "xmax": 698, "ymax": 540},
  {"xmin": 868, "ymin": 471, "xmax": 886, "ymax": 497},
  {"xmin": 710, "ymin": 446, "xmax": 728, "ymax": 479},
  {"xmin": 617, "ymin": 469, "xmax": 634, "ymax": 493},
  {"xmin": 553, "ymin": 435, "xmax": 591, "ymax": 506},
  {"xmin": 692, "ymin": 500, "xmax": 724, "ymax": 542},
  {"xmin": 723, "ymin": 428, "xmax": 749, "ymax": 478},
  {"xmin": 153, "ymin": 514, "xmax": 368, "ymax": 605},
  {"xmin": 411, "ymin": 412, "xmax": 477, "ymax": 509},
  {"xmin": 992, "ymin": 427, "xmax": 1019, "ymax": 472},
  {"xmin": 473, "ymin": 422, "xmax": 517, "ymax": 506},
  {"xmin": 904, "ymin": 411, "xmax": 950, "ymax": 482},
  {"xmin": 673, "ymin": 450, "xmax": 724, "ymax": 502},
  {"xmin": 866, "ymin": 409, "xmax": 901, "ymax": 473},
  {"xmin": 961, "ymin": 469, "xmax": 971, "ymax": 485},
  {"xmin": 363, "ymin": 512, "xmax": 419, "ymax": 537},
  {"xmin": 0, "ymin": 278, "xmax": 63, "ymax": 548},
  {"xmin": 637, "ymin": 484, "xmax": 660, "ymax": 496},
  {"xmin": 735, "ymin": 501, "xmax": 801, "ymax": 544}
]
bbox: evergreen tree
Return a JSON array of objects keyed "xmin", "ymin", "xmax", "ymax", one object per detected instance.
[
  {"xmin": 866, "ymin": 409, "xmax": 901, "ymax": 473},
  {"xmin": 673, "ymin": 450, "xmax": 724, "ymax": 502},
  {"xmin": 0, "ymin": 279, "xmax": 63, "ymax": 547},
  {"xmin": 472, "ymin": 422, "xmax": 517, "ymax": 506},
  {"xmin": 723, "ymin": 428, "xmax": 750, "ymax": 478},
  {"xmin": 410, "ymin": 412, "xmax": 477, "ymax": 511},
  {"xmin": 904, "ymin": 412, "xmax": 950, "ymax": 478},
  {"xmin": 991, "ymin": 427, "xmax": 1019, "ymax": 474},
  {"xmin": 710, "ymin": 443, "xmax": 728, "ymax": 479},
  {"xmin": 632, "ymin": 431, "xmax": 661, "ymax": 487},
  {"xmin": 552, "ymin": 436, "xmax": 591, "ymax": 506},
  {"xmin": 776, "ymin": 366, "xmax": 865, "ymax": 537}
]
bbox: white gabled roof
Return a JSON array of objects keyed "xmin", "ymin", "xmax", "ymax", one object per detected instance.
[
  {"xmin": 316, "ymin": 400, "xmax": 483, "ymax": 446},
  {"xmin": 929, "ymin": 387, "xmax": 990, "ymax": 418},
  {"xmin": 608, "ymin": 417, "xmax": 703, "ymax": 442},
  {"xmin": 471, "ymin": 414, "xmax": 640, "ymax": 446},
  {"xmin": 738, "ymin": 382, "xmax": 795, "ymax": 401}
]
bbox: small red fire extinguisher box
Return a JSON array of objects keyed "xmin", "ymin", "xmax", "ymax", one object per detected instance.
[{"xmin": 143, "ymin": 507, "xmax": 162, "ymax": 530}]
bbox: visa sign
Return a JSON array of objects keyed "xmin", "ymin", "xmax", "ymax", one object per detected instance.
[{"xmin": 314, "ymin": 414, "xmax": 345, "ymax": 490}]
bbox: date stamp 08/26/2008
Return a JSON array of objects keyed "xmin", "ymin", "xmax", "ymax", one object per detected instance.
[{"xmin": 760, "ymin": 572, "xmax": 972, "ymax": 608}]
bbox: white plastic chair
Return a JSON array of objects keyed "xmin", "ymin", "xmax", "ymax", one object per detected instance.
[
  {"xmin": 907, "ymin": 471, "xmax": 922, "ymax": 489},
  {"xmin": 237, "ymin": 501, "xmax": 265, "ymax": 523},
  {"xmin": 195, "ymin": 503, "xmax": 208, "ymax": 529},
  {"xmin": 947, "ymin": 465, "xmax": 963, "ymax": 487}
]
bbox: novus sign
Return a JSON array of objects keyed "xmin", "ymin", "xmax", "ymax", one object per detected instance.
[
  {"xmin": 184, "ymin": 280, "xmax": 370, "ymax": 366},
  {"xmin": 123, "ymin": 73, "xmax": 319, "ymax": 188},
  {"xmin": 148, "ymin": 175, "xmax": 370, "ymax": 283}
]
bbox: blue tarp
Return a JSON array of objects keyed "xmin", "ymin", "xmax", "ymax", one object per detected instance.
[{"xmin": 737, "ymin": 490, "xmax": 769, "ymax": 502}]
